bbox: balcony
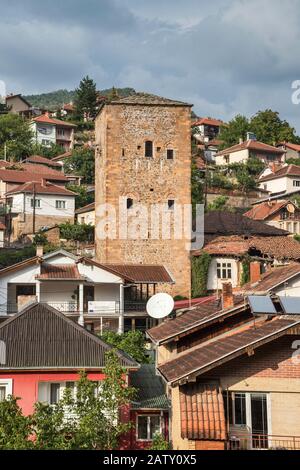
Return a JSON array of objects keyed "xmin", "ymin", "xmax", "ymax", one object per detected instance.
[
  {"xmin": 228, "ymin": 433, "xmax": 300, "ymax": 450},
  {"xmin": 0, "ymin": 301, "xmax": 121, "ymax": 317}
]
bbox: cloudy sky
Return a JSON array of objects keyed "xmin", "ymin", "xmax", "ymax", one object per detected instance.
[{"xmin": 2, "ymin": 0, "xmax": 300, "ymax": 130}]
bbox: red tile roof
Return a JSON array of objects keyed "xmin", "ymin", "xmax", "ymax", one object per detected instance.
[
  {"xmin": 193, "ymin": 117, "xmax": 224, "ymax": 127},
  {"xmin": 6, "ymin": 181, "xmax": 76, "ymax": 197},
  {"xmin": 279, "ymin": 142, "xmax": 300, "ymax": 152},
  {"xmin": 244, "ymin": 201, "xmax": 290, "ymax": 221},
  {"xmin": 180, "ymin": 381, "xmax": 226, "ymax": 441},
  {"xmin": 259, "ymin": 164, "xmax": 300, "ymax": 183},
  {"xmin": 240, "ymin": 263, "xmax": 300, "ymax": 294},
  {"xmin": 217, "ymin": 140, "xmax": 285, "ymax": 157},
  {"xmin": 51, "ymin": 151, "xmax": 73, "ymax": 162},
  {"xmin": 103, "ymin": 264, "xmax": 174, "ymax": 284},
  {"xmin": 32, "ymin": 114, "xmax": 76, "ymax": 128},
  {"xmin": 147, "ymin": 296, "xmax": 245, "ymax": 345},
  {"xmin": 0, "ymin": 165, "xmax": 68, "ymax": 184},
  {"xmin": 75, "ymin": 202, "xmax": 95, "ymax": 214},
  {"xmin": 196, "ymin": 235, "xmax": 300, "ymax": 261},
  {"xmin": 36, "ymin": 264, "xmax": 84, "ymax": 280},
  {"xmin": 23, "ymin": 155, "xmax": 62, "ymax": 168},
  {"xmin": 158, "ymin": 317, "xmax": 299, "ymax": 384}
]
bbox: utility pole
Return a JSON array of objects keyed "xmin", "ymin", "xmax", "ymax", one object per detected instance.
[
  {"xmin": 3, "ymin": 142, "xmax": 6, "ymax": 161},
  {"xmin": 32, "ymin": 183, "xmax": 36, "ymax": 235}
]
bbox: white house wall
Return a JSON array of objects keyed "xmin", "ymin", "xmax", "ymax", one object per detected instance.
[
  {"xmin": 259, "ymin": 176, "xmax": 300, "ymax": 194},
  {"xmin": 0, "ymin": 263, "xmax": 40, "ymax": 304},
  {"xmin": 78, "ymin": 264, "xmax": 123, "ymax": 284},
  {"xmin": 207, "ymin": 257, "xmax": 239, "ymax": 290},
  {"xmin": 215, "ymin": 149, "xmax": 249, "ymax": 166},
  {"xmin": 275, "ymin": 276, "xmax": 300, "ymax": 297},
  {"xmin": 10, "ymin": 193, "xmax": 75, "ymax": 218}
]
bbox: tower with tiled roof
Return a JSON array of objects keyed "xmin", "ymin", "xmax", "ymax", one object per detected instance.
[{"xmin": 95, "ymin": 93, "xmax": 192, "ymax": 297}]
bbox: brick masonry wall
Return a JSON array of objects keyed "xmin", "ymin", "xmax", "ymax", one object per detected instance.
[
  {"xmin": 11, "ymin": 214, "xmax": 73, "ymax": 240},
  {"xmin": 95, "ymin": 103, "xmax": 192, "ymax": 298},
  {"xmin": 207, "ymin": 335, "xmax": 300, "ymax": 379}
]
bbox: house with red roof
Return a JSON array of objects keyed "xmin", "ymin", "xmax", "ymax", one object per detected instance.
[
  {"xmin": 215, "ymin": 139, "xmax": 285, "ymax": 166},
  {"xmin": 277, "ymin": 142, "xmax": 300, "ymax": 160},
  {"xmin": 258, "ymin": 164, "xmax": 300, "ymax": 195},
  {"xmin": 244, "ymin": 200, "xmax": 300, "ymax": 234},
  {"xmin": 192, "ymin": 117, "xmax": 224, "ymax": 142},
  {"xmin": 147, "ymin": 274, "xmax": 300, "ymax": 450},
  {"xmin": 5, "ymin": 180, "xmax": 76, "ymax": 240},
  {"xmin": 31, "ymin": 113, "xmax": 76, "ymax": 151},
  {"xmin": 0, "ymin": 247, "xmax": 174, "ymax": 334}
]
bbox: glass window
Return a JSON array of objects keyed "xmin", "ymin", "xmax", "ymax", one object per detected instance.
[
  {"xmin": 137, "ymin": 416, "xmax": 148, "ymax": 440},
  {"xmin": 234, "ymin": 393, "xmax": 246, "ymax": 426},
  {"xmin": 56, "ymin": 200, "xmax": 66, "ymax": 209},
  {"xmin": 145, "ymin": 141, "xmax": 153, "ymax": 158},
  {"xmin": 30, "ymin": 199, "xmax": 41, "ymax": 208},
  {"xmin": 0, "ymin": 386, "xmax": 6, "ymax": 402},
  {"xmin": 50, "ymin": 383, "xmax": 60, "ymax": 405},
  {"xmin": 217, "ymin": 262, "xmax": 232, "ymax": 279},
  {"xmin": 137, "ymin": 415, "xmax": 161, "ymax": 441}
]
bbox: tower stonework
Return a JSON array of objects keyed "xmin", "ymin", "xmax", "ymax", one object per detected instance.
[{"xmin": 95, "ymin": 94, "xmax": 192, "ymax": 298}]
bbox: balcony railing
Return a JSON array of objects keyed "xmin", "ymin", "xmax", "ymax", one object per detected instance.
[
  {"xmin": 0, "ymin": 301, "xmax": 121, "ymax": 317},
  {"xmin": 124, "ymin": 301, "xmax": 147, "ymax": 312},
  {"xmin": 228, "ymin": 433, "xmax": 300, "ymax": 450}
]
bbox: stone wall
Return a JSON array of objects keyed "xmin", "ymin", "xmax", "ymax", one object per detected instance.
[
  {"xmin": 11, "ymin": 213, "xmax": 73, "ymax": 241},
  {"xmin": 95, "ymin": 102, "xmax": 192, "ymax": 298}
]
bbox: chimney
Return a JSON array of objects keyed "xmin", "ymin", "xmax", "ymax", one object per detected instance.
[
  {"xmin": 36, "ymin": 245, "xmax": 43, "ymax": 258},
  {"xmin": 239, "ymin": 138, "xmax": 243, "ymax": 144},
  {"xmin": 250, "ymin": 261, "xmax": 261, "ymax": 284},
  {"xmin": 222, "ymin": 282, "xmax": 234, "ymax": 310}
]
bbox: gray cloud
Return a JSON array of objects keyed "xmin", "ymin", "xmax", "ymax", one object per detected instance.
[{"xmin": 1, "ymin": 0, "xmax": 300, "ymax": 131}]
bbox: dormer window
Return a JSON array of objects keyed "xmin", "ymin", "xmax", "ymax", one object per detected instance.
[{"xmin": 145, "ymin": 141, "xmax": 153, "ymax": 158}]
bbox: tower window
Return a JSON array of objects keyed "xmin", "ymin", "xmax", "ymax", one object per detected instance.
[
  {"xmin": 122, "ymin": 148, "xmax": 125, "ymax": 157},
  {"xmin": 127, "ymin": 198, "xmax": 133, "ymax": 209},
  {"xmin": 145, "ymin": 141, "xmax": 153, "ymax": 158},
  {"xmin": 168, "ymin": 199, "xmax": 175, "ymax": 210},
  {"xmin": 167, "ymin": 149, "xmax": 174, "ymax": 160}
]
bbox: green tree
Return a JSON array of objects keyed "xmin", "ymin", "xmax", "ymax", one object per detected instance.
[
  {"xmin": 207, "ymin": 195, "xmax": 229, "ymax": 212},
  {"xmin": 0, "ymin": 114, "xmax": 33, "ymax": 161},
  {"xmin": 64, "ymin": 148, "xmax": 95, "ymax": 185},
  {"xmin": 219, "ymin": 115, "xmax": 249, "ymax": 149},
  {"xmin": 31, "ymin": 142, "xmax": 65, "ymax": 159},
  {"xmin": 150, "ymin": 433, "xmax": 171, "ymax": 450},
  {"xmin": 0, "ymin": 396, "xmax": 32, "ymax": 449},
  {"xmin": 59, "ymin": 222, "xmax": 94, "ymax": 242},
  {"xmin": 250, "ymin": 109, "xmax": 298, "ymax": 145},
  {"xmin": 74, "ymin": 76, "xmax": 98, "ymax": 120},
  {"xmin": 67, "ymin": 184, "xmax": 94, "ymax": 209},
  {"xmin": 101, "ymin": 331, "xmax": 151, "ymax": 364}
]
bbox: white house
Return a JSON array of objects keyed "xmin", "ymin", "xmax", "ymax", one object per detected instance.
[
  {"xmin": 0, "ymin": 248, "xmax": 174, "ymax": 334},
  {"xmin": 31, "ymin": 114, "xmax": 76, "ymax": 151},
  {"xmin": 75, "ymin": 202, "xmax": 95, "ymax": 225},
  {"xmin": 6, "ymin": 181, "xmax": 76, "ymax": 240},
  {"xmin": 215, "ymin": 140, "xmax": 285, "ymax": 166},
  {"xmin": 258, "ymin": 164, "xmax": 300, "ymax": 195}
]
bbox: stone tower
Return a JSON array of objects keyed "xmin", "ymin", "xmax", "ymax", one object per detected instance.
[{"xmin": 95, "ymin": 93, "xmax": 192, "ymax": 298}]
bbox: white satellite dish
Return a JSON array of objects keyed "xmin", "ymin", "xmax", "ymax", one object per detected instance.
[{"xmin": 146, "ymin": 293, "xmax": 174, "ymax": 319}]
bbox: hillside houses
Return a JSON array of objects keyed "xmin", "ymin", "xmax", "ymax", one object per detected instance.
[
  {"xmin": 31, "ymin": 113, "xmax": 76, "ymax": 151},
  {"xmin": 215, "ymin": 140, "xmax": 285, "ymax": 166}
]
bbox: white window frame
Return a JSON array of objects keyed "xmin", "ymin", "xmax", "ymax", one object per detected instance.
[
  {"xmin": 230, "ymin": 392, "xmax": 272, "ymax": 439},
  {"xmin": 0, "ymin": 379, "xmax": 13, "ymax": 400},
  {"xmin": 136, "ymin": 414, "xmax": 162, "ymax": 442},
  {"xmin": 217, "ymin": 262, "xmax": 232, "ymax": 280},
  {"xmin": 30, "ymin": 198, "xmax": 41, "ymax": 209},
  {"xmin": 56, "ymin": 200, "xmax": 66, "ymax": 210}
]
